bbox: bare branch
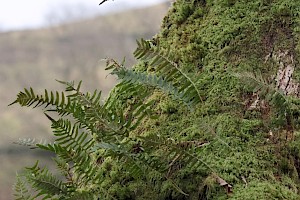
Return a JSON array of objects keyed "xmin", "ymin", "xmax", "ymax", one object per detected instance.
[{"xmin": 99, "ymin": 0, "xmax": 111, "ymax": 5}]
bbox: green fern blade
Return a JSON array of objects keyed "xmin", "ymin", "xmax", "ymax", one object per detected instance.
[
  {"xmin": 133, "ymin": 39, "xmax": 203, "ymax": 107},
  {"xmin": 22, "ymin": 163, "xmax": 67, "ymax": 199},
  {"xmin": 13, "ymin": 174, "xmax": 34, "ymax": 200},
  {"xmin": 10, "ymin": 87, "xmax": 72, "ymax": 111}
]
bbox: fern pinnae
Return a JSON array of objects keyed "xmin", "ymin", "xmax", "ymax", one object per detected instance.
[
  {"xmin": 14, "ymin": 174, "xmax": 34, "ymax": 200},
  {"xmin": 23, "ymin": 161, "xmax": 67, "ymax": 199},
  {"xmin": 107, "ymin": 61, "xmax": 198, "ymax": 108},
  {"xmin": 13, "ymin": 138, "xmax": 50, "ymax": 150},
  {"xmin": 234, "ymin": 71, "xmax": 292, "ymax": 112},
  {"xmin": 134, "ymin": 39, "xmax": 203, "ymax": 105},
  {"xmin": 139, "ymin": 134, "xmax": 215, "ymax": 173},
  {"xmin": 51, "ymin": 118, "xmax": 94, "ymax": 153},
  {"xmin": 52, "ymin": 157, "xmax": 73, "ymax": 184}
]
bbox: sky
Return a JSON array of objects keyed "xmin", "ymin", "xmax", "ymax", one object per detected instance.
[{"xmin": 0, "ymin": 0, "xmax": 167, "ymax": 31}]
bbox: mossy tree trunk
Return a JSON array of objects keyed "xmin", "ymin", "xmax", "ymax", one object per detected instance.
[
  {"xmin": 135, "ymin": 0, "xmax": 300, "ymax": 199},
  {"xmin": 11, "ymin": 1, "xmax": 300, "ymax": 199}
]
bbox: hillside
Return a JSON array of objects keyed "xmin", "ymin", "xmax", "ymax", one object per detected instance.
[{"xmin": 0, "ymin": 3, "xmax": 170, "ymax": 199}]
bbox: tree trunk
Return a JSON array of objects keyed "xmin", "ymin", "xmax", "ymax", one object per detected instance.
[{"xmin": 145, "ymin": 0, "xmax": 300, "ymax": 199}]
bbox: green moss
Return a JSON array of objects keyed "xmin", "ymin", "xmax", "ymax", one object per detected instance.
[
  {"xmin": 230, "ymin": 180, "xmax": 299, "ymax": 200},
  {"xmin": 99, "ymin": 0, "xmax": 300, "ymax": 198}
]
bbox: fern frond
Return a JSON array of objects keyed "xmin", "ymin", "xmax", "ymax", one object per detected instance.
[
  {"xmin": 23, "ymin": 161, "xmax": 67, "ymax": 199},
  {"xmin": 69, "ymin": 82, "xmax": 156, "ymax": 140},
  {"xmin": 234, "ymin": 71, "xmax": 292, "ymax": 114},
  {"xmin": 32, "ymin": 141, "xmax": 102, "ymax": 190},
  {"xmin": 38, "ymin": 142, "xmax": 102, "ymax": 186},
  {"xmin": 9, "ymin": 87, "xmax": 68, "ymax": 109},
  {"xmin": 9, "ymin": 81, "xmax": 84, "ymax": 117},
  {"xmin": 19, "ymin": 136, "xmax": 101, "ymax": 188},
  {"xmin": 51, "ymin": 118, "xmax": 94, "ymax": 152},
  {"xmin": 14, "ymin": 138, "xmax": 48, "ymax": 149},
  {"xmin": 13, "ymin": 174, "xmax": 34, "ymax": 200},
  {"xmin": 234, "ymin": 70, "xmax": 300, "ymax": 135},
  {"xmin": 134, "ymin": 39, "xmax": 203, "ymax": 107},
  {"xmin": 109, "ymin": 66, "xmax": 198, "ymax": 108}
]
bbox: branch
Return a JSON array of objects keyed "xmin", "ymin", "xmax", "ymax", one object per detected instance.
[{"xmin": 99, "ymin": 0, "xmax": 113, "ymax": 5}]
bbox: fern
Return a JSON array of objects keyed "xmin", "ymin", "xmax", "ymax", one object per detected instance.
[
  {"xmin": 234, "ymin": 71, "xmax": 287, "ymax": 107},
  {"xmin": 234, "ymin": 71, "xmax": 297, "ymax": 133},
  {"xmin": 134, "ymin": 39, "xmax": 203, "ymax": 106},
  {"xmin": 11, "ymin": 79, "xmax": 159, "ymax": 198},
  {"xmin": 13, "ymin": 174, "xmax": 34, "ymax": 200},
  {"xmin": 21, "ymin": 161, "xmax": 67, "ymax": 199},
  {"xmin": 107, "ymin": 61, "xmax": 197, "ymax": 108},
  {"xmin": 50, "ymin": 118, "xmax": 94, "ymax": 153},
  {"xmin": 9, "ymin": 87, "xmax": 68, "ymax": 109},
  {"xmin": 105, "ymin": 39, "xmax": 203, "ymax": 109},
  {"xmin": 11, "ymin": 36, "xmax": 229, "ymax": 198}
]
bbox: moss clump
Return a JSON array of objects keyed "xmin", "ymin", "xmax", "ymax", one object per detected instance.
[{"xmin": 230, "ymin": 180, "xmax": 299, "ymax": 200}]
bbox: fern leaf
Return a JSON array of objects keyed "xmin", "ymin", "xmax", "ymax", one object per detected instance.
[
  {"xmin": 36, "ymin": 142, "xmax": 102, "ymax": 187},
  {"xmin": 105, "ymin": 40, "xmax": 202, "ymax": 109},
  {"xmin": 13, "ymin": 174, "xmax": 34, "ymax": 200},
  {"xmin": 110, "ymin": 67, "xmax": 200, "ymax": 108},
  {"xmin": 234, "ymin": 71, "xmax": 292, "ymax": 114},
  {"xmin": 14, "ymin": 138, "xmax": 48, "ymax": 149},
  {"xmin": 9, "ymin": 88, "xmax": 69, "ymax": 110},
  {"xmin": 134, "ymin": 39, "xmax": 203, "ymax": 106},
  {"xmin": 23, "ymin": 161, "xmax": 67, "ymax": 199},
  {"xmin": 51, "ymin": 118, "xmax": 94, "ymax": 152}
]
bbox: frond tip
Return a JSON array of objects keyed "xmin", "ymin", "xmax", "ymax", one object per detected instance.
[{"xmin": 9, "ymin": 87, "xmax": 67, "ymax": 109}]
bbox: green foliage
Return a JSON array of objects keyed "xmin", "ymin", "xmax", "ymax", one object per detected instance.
[
  {"xmin": 230, "ymin": 180, "xmax": 300, "ymax": 200},
  {"xmin": 13, "ymin": 174, "xmax": 33, "ymax": 200},
  {"xmin": 10, "ymin": 0, "xmax": 300, "ymax": 199},
  {"xmin": 234, "ymin": 70, "xmax": 300, "ymax": 133},
  {"xmin": 11, "ymin": 80, "xmax": 131, "ymax": 198},
  {"xmin": 106, "ymin": 39, "xmax": 203, "ymax": 109},
  {"xmin": 11, "ymin": 36, "xmax": 208, "ymax": 198}
]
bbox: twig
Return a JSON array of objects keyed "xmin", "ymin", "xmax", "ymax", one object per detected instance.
[{"xmin": 99, "ymin": 0, "xmax": 109, "ymax": 5}]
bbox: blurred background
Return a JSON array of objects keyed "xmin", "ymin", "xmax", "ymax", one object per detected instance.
[{"xmin": 0, "ymin": 0, "xmax": 170, "ymax": 198}]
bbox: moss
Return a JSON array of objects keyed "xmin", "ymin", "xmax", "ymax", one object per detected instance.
[
  {"xmin": 101, "ymin": 0, "xmax": 300, "ymax": 198},
  {"xmin": 157, "ymin": 0, "xmax": 300, "ymax": 198},
  {"xmin": 230, "ymin": 180, "xmax": 299, "ymax": 200}
]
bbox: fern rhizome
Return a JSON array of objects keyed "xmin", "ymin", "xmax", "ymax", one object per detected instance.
[{"xmin": 11, "ymin": 0, "xmax": 300, "ymax": 199}]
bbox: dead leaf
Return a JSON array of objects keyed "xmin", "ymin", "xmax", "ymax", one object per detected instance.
[{"xmin": 214, "ymin": 174, "xmax": 233, "ymax": 194}]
